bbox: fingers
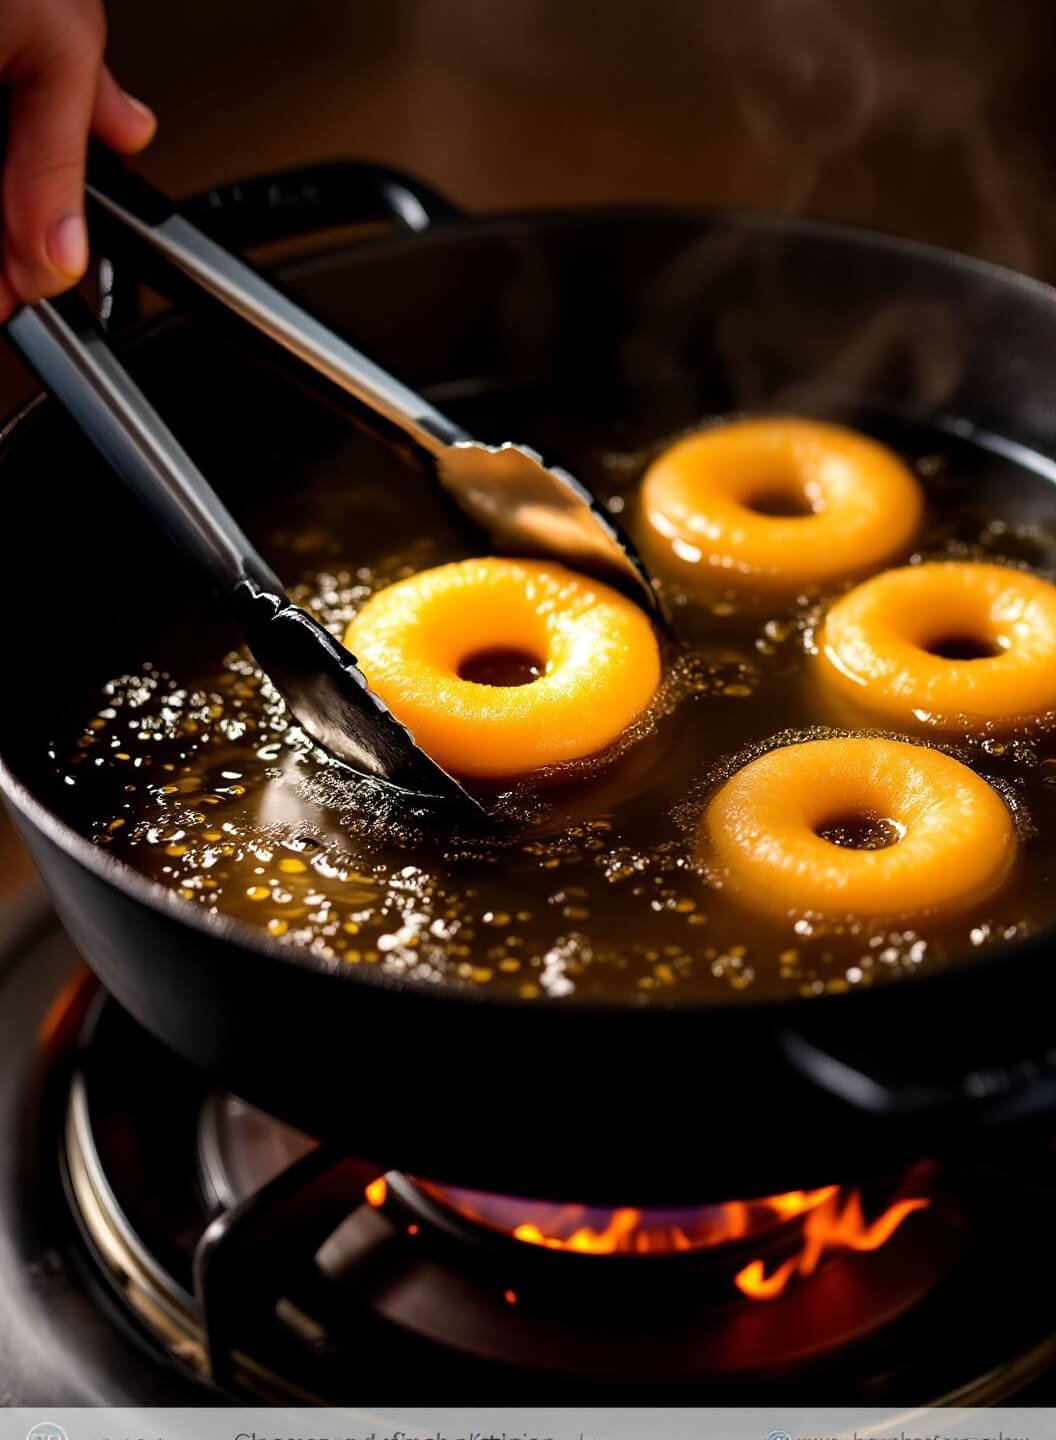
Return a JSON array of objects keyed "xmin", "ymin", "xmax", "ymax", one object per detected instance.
[
  {"xmin": 0, "ymin": 1, "xmax": 157, "ymax": 313},
  {"xmin": 2, "ymin": 21, "xmax": 104, "ymax": 304},
  {"xmin": 90, "ymin": 64, "xmax": 156, "ymax": 155}
]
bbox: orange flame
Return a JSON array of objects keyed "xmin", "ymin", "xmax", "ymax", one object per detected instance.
[
  {"xmin": 365, "ymin": 1175, "xmax": 388, "ymax": 1208},
  {"xmin": 514, "ymin": 1207, "xmax": 643, "ymax": 1254},
  {"xmin": 735, "ymin": 1188, "xmax": 930, "ymax": 1301},
  {"xmin": 507, "ymin": 1187, "xmax": 838, "ymax": 1256},
  {"xmin": 371, "ymin": 1172, "xmax": 929, "ymax": 1294}
]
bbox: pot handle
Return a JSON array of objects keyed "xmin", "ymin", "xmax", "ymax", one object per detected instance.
[
  {"xmin": 96, "ymin": 158, "xmax": 464, "ymax": 331},
  {"xmin": 179, "ymin": 158, "xmax": 464, "ymax": 246},
  {"xmin": 779, "ymin": 1027, "xmax": 1056, "ymax": 1124}
]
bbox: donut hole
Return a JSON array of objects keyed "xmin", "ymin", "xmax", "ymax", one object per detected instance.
[
  {"xmin": 923, "ymin": 632, "xmax": 1004, "ymax": 661},
  {"xmin": 458, "ymin": 646, "xmax": 545, "ymax": 687},
  {"xmin": 743, "ymin": 485, "xmax": 816, "ymax": 518},
  {"xmin": 814, "ymin": 810, "xmax": 905, "ymax": 851}
]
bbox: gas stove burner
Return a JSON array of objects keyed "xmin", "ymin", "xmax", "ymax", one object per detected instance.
[
  {"xmin": 196, "ymin": 1084, "xmax": 942, "ymax": 1314},
  {"xmin": 411, "ymin": 1177, "xmax": 925, "ymax": 1285},
  {"xmin": 196, "ymin": 1090, "xmax": 932, "ymax": 1286},
  {"xmin": 49, "ymin": 983, "xmax": 1056, "ymax": 1404}
]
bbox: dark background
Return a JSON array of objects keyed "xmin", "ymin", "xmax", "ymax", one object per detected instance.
[
  {"xmin": 107, "ymin": 0, "xmax": 1056, "ymax": 263},
  {"xmin": 3, "ymin": 0, "xmax": 1056, "ymax": 891}
]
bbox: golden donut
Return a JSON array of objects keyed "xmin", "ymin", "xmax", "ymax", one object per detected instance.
[
  {"xmin": 819, "ymin": 562, "xmax": 1056, "ymax": 732},
  {"xmin": 640, "ymin": 418, "xmax": 923, "ymax": 594},
  {"xmin": 704, "ymin": 737, "xmax": 1016, "ymax": 921},
  {"xmin": 344, "ymin": 558, "xmax": 661, "ymax": 779}
]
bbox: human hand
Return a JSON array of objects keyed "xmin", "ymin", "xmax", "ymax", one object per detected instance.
[{"xmin": 1, "ymin": 0, "xmax": 156, "ymax": 321}]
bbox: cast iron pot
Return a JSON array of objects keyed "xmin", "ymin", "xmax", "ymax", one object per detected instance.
[{"xmin": 2, "ymin": 161, "xmax": 1056, "ymax": 1205}]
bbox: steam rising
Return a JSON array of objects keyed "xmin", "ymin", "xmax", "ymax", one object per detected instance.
[{"xmin": 408, "ymin": 0, "xmax": 1050, "ymax": 273}]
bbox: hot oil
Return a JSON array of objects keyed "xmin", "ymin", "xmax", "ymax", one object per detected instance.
[{"xmin": 55, "ymin": 402, "xmax": 1056, "ymax": 1004}]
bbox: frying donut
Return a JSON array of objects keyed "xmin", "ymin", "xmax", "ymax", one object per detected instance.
[
  {"xmin": 819, "ymin": 562, "xmax": 1056, "ymax": 731},
  {"xmin": 641, "ymin": 418, "xmax": 923, "ymax": 595},
  {"xmin": 344, "ymin": 558, "xmax": 661, "ymax": 778},
  {"xmin": 704, "ymin": 736, "xmax": 1016, "ymax": 920}
]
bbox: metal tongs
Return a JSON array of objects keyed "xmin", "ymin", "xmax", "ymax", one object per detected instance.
[{"xmin": 5, "ymin": 155, "xmax": 660, "ymax": 819}]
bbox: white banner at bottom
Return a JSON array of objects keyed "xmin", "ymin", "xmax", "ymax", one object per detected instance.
[{"xmin": 1, "ymin": 1409, "xmax": 1053, "ymax": 1440}]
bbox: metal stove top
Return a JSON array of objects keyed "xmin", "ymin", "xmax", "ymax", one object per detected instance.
[
  {"xmin": 0, "ymin": 890, "xmax": 208, "ymax": 1403},
  {"xmin": 6, "ymin": 891, "xmax": 1056, "ymax": 1406}
]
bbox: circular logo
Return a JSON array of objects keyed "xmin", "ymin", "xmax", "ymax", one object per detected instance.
[
  {"xmin": 26, "ymin": 1424, "xmax": 69, "ymax": 1440},
  {"xmin": 766, "ymin": 1431, "xmax": 793, "ymax": 1440}
]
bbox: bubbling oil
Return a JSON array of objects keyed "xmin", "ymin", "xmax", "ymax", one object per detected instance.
[{"xmin": 53, "ymin": 406, "xmax": 1056, "ymax": 1004}]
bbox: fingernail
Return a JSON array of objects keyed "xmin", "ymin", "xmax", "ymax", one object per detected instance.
[
  {"xmin": 124, "ymin": 90, "xmax": 157, "ymax": 126},
  {"xmin": 47, "ymin": 213, "xmax": 89, "ymax": 279}
]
